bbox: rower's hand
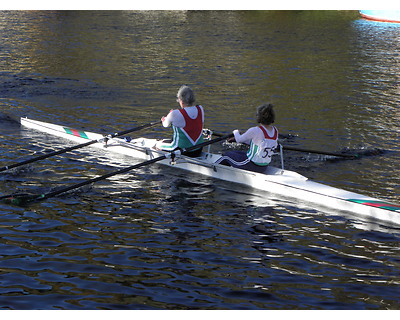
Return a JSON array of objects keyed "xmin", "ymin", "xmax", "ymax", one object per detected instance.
[
  {"xmin": 153, "ymin": 140, "xmax": 164, "ymax": 151},
  {"xmin": 227, "ymin": 137, "xmax": 236, "ymax": 143},
  {"xmin": 161, "ymin": 110, "xmax": 173, "ymax": 122},
  {"xmin": 153, "ymin": 143, "xmax": 162, "ymax": 151}
]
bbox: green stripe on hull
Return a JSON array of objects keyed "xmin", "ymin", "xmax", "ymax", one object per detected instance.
[
  {"xmin": 348, "ymin": 199, "xmax": 400, "ymax": 212},
  {"xmin": 64, "ymin": 127, "xmax": 89, "ymax": 139}
]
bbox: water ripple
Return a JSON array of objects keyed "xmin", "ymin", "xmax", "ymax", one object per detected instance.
[{"xmin": 1, "ymin": 11, "xmax": 400, "ymax": 309}]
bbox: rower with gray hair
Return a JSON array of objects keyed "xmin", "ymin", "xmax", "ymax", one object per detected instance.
[{"xmin": 155, "ymin": 85, "xmax": 205, "ymax": 157}]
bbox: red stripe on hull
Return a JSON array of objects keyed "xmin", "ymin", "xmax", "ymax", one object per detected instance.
[
  {"xmin": 360, "ymin": 13, "xmax": 400, "ymax": 24},
  {"xmin": 70, "ymin": 129, "xmax": 81, "ymax": 137}
]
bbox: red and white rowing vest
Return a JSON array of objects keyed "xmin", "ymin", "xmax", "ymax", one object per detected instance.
[
  {"xmin": 247, "ymin": 125, "xmax": 279, "ymax": 165},
  {"xmin": 160, "ymin": 105, "xmax": 204, "ymax": 151}
]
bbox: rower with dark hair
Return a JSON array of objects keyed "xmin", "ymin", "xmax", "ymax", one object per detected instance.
[
  {"xmin": 216, "ymin": 103, "xmax": 279, "ymax": 173},
  {"xmin": 155, "ymin": 85, "xmax": 205, "ymax": 157}
]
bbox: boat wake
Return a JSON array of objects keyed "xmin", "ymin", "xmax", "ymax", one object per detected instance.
[{"xmin": 341, "ymin": 146, "xmax": 387, "ymax": 157}]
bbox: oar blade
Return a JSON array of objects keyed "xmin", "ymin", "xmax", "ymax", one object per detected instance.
[{"xmin": 0, "ymin": 193, "xmax": 43, "ymax": 206}]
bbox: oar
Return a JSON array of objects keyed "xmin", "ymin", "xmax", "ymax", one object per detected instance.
[
  {"xmin": 0, "ymin": 120, "xmax": 161, "ymax": 173},
  {"xmin": 207, "ymin": 130, "xmax": 358, "ymax": 159},
  {"xmin": 280, "ymin": 145, "xmax": 358, "ymax": 159},
  {"xmin": 2, "ymin": 133, "xmax": 234, "ymax": 206}
]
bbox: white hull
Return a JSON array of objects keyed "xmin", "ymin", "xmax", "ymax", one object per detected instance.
[
  {"xmin": 20, "ymin": 117, "xmax": 400, "ymax": 226},
  {"xmin": 360, "ymin": 10, "xmax": 400, "ymax": 23}
]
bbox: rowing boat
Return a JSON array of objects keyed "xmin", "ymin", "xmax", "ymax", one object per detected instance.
[{"xmin": 19, "ymin": 117, "xmax": 400, "ymax": 226}]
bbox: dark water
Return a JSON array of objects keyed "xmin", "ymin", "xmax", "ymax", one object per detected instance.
[{"xmin": 0, "ymin": 11, "xmax": 399, "ymax": 310}]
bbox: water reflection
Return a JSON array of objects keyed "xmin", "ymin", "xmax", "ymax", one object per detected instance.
[
  {"xmin": 351, "ymin": 20, "xmax": 400, "ymax": 147},
  {"xmin": 1, "ymin": 11, "xmax": 400, "ymax": 309}
]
